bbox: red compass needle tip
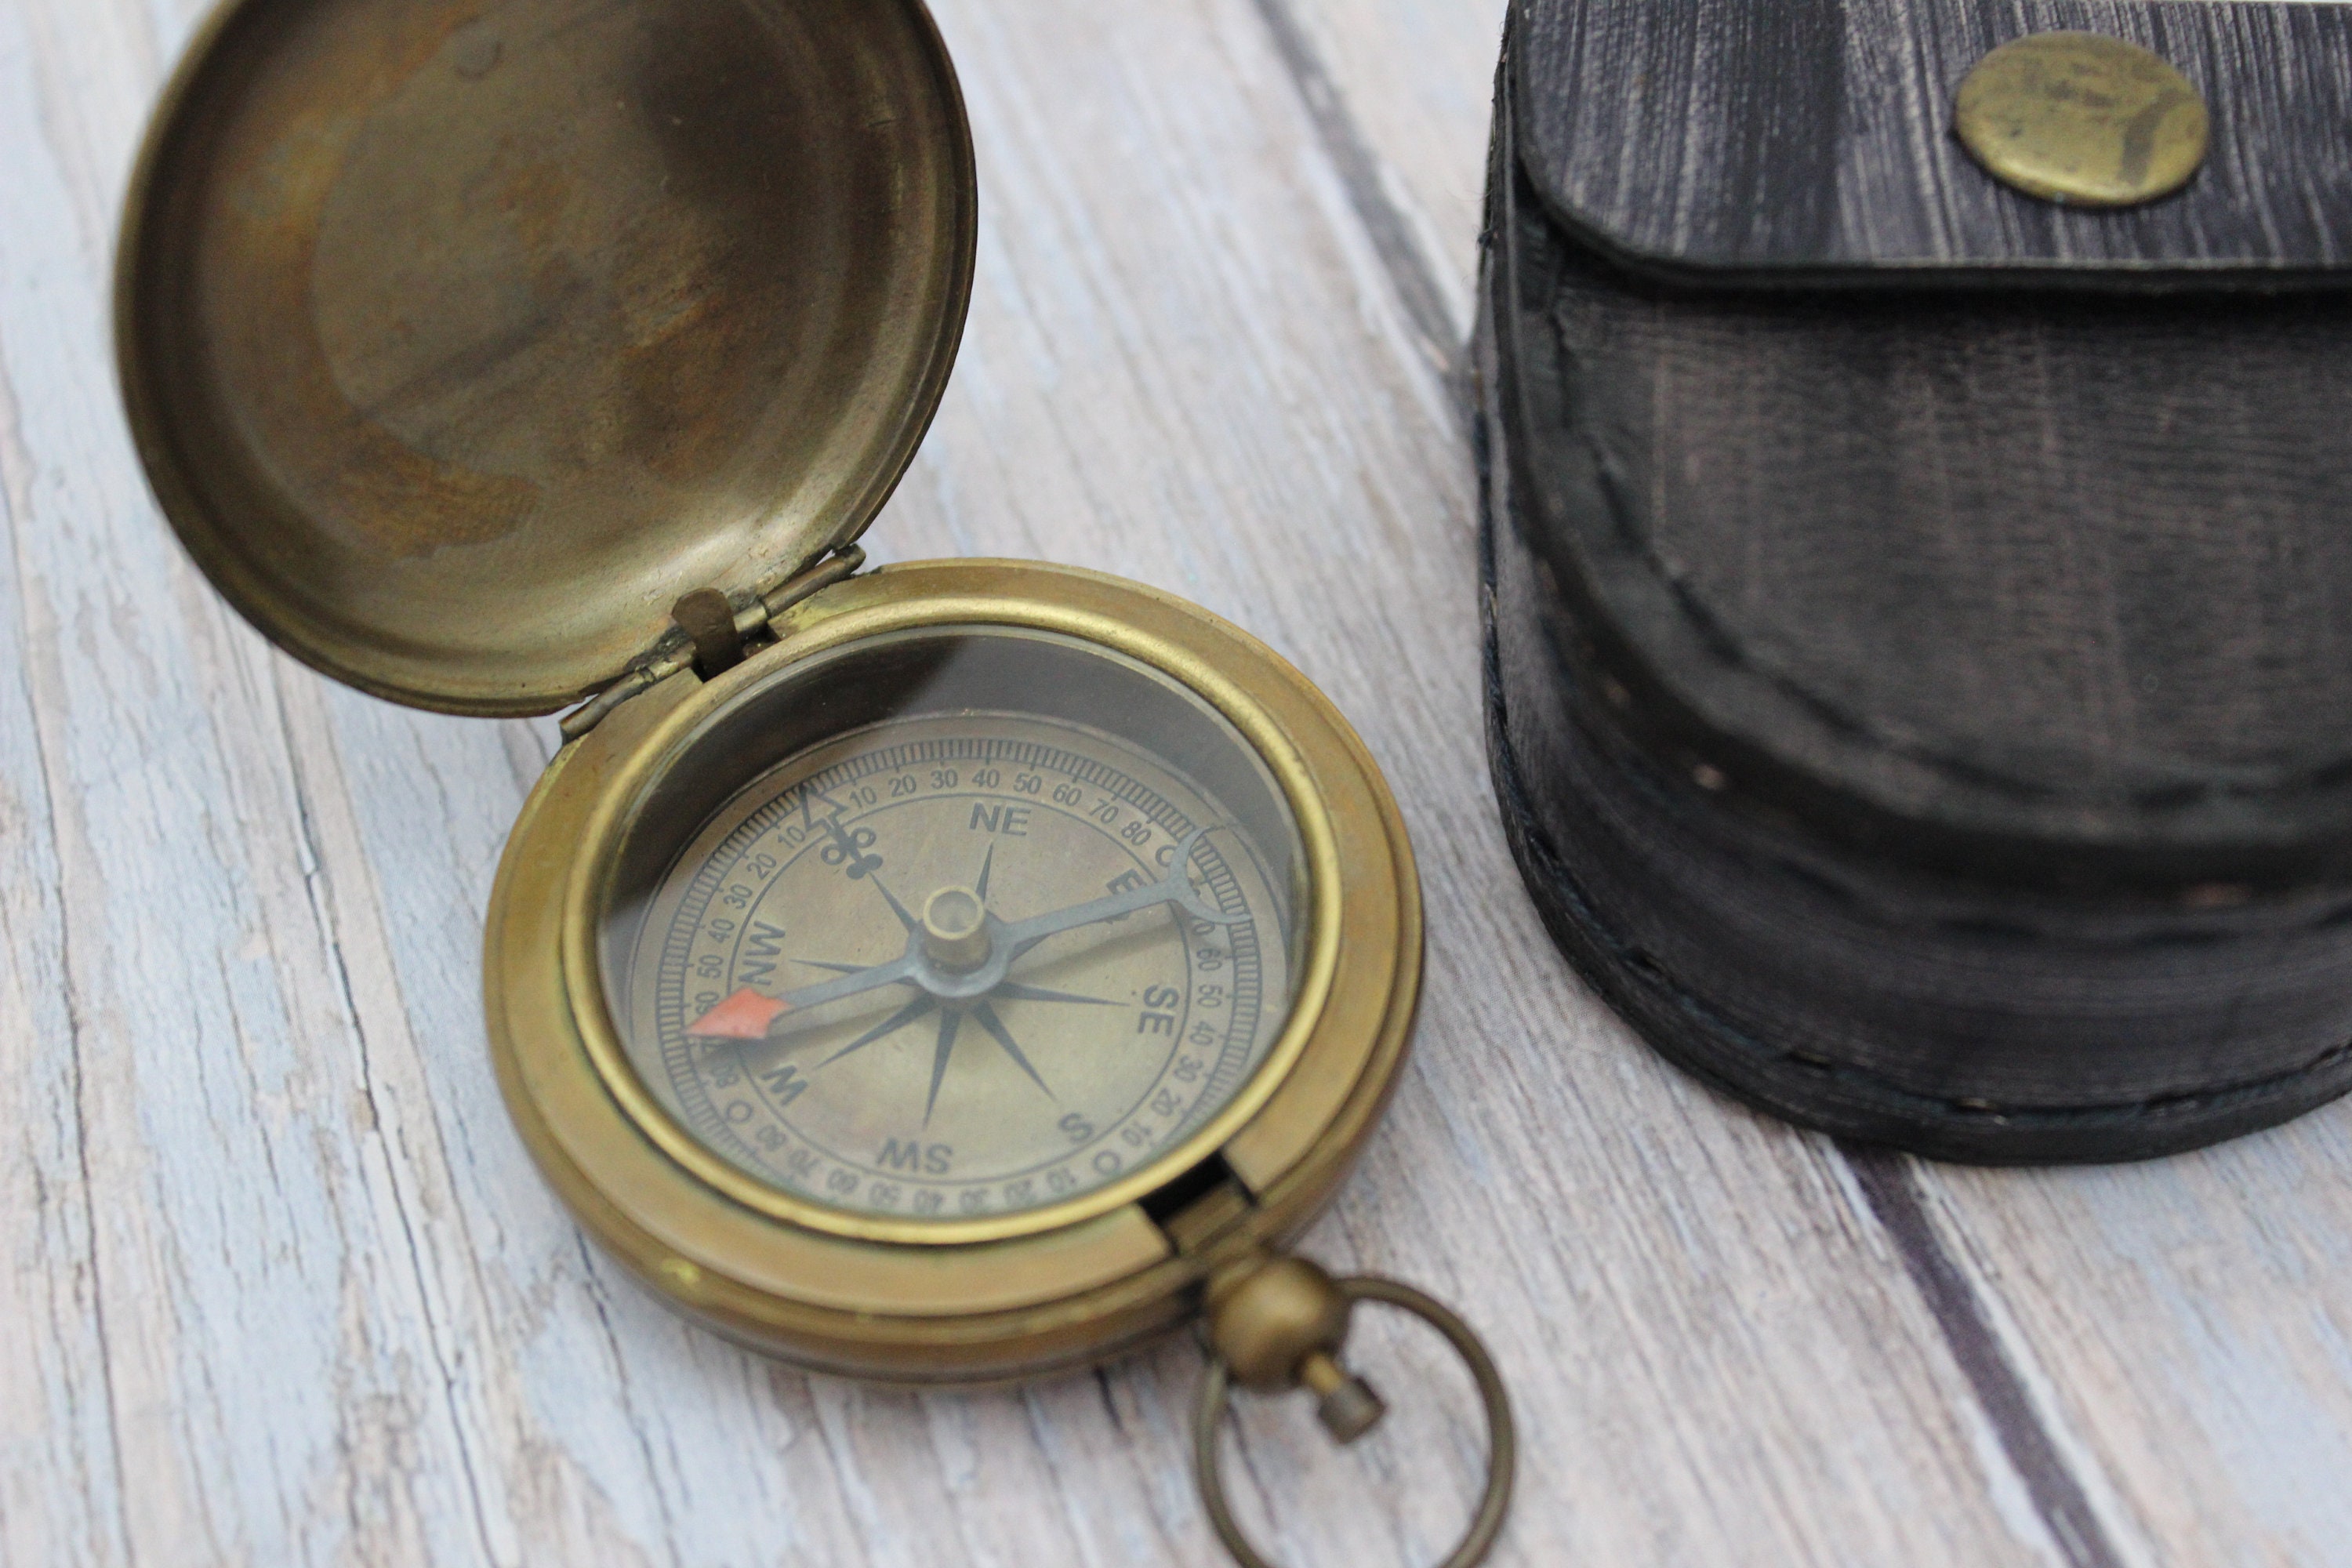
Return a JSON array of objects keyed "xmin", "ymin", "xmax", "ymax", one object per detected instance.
[{"xmin": 687, "ymin": 987, "xmax": 791, "ymax": 1040}]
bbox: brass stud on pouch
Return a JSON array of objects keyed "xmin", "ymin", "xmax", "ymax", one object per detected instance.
[{"xmin": 1954, "ymin": 32, "xmax": 2209, "ymax": 208}]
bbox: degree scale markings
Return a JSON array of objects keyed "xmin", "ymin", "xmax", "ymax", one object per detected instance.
[
  {"xmin": 620, "ymin": 715, "xmax": 1294, "ymax": 1221},
  {"xmin": 688, "ymin": 821, "xmax": 1235, "ymax": 1037},
  {"xmin": 670, "ymin": 735, "xmax": 1253, "ymax": 1203}
]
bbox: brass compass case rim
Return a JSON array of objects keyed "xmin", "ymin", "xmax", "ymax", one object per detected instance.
[
  {"xmin": 485, "ymin": 560, "xmax": 1425, "ymax": 1381},
  {"xmin": 566, "ymin": 583, "xmax": 1347, "ymax": 1247}
]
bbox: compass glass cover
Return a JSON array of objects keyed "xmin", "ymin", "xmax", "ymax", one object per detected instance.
[{"xmin": 599, "ymin": 628, "xmax": 1305, "ymax": 1223}]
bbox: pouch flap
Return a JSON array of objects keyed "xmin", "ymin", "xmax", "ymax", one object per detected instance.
[{"xmin": 1512, "ymin": 0, "xmax": 2352, "ymax": 284}]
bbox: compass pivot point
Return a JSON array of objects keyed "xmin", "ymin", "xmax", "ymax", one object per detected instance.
[{"xmin": 921, "ymin": 885, "xmax": 992, "ymax": 971}]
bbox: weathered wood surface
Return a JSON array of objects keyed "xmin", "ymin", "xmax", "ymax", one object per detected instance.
[{"xmin": 2, "ymin": 2, "xmax": 2347, "ymax": 1567}]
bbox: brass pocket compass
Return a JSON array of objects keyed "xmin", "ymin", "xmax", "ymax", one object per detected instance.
[{"xmin": 116, "ymin": 0, "xmax": 1512, "ymax": 1560}]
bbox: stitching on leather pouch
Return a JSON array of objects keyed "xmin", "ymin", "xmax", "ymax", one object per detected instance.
[
  {"xmin": 1527, "ymin": 224, "xmax": 2352, "ymax": 815},
  {"xmin": 1499, "ymin": 153, "xmax": 2352, "ymax": 916},
  {"xmin": 1477, "ymin": 401, "xmax": 2352, "ymax": 1132}
]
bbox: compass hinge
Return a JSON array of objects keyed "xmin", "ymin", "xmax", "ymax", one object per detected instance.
[
  {"xmin": 672, "ymin": 588, "xmax": 748, "ymax": 678},
  {"xmin": 559, "ymin": 546, "xmax": 867, "ymax": 742}
]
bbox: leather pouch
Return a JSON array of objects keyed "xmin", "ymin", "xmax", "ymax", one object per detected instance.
[{"xmin": 1477, "ymin": 0, "xmax": 2352, "ymax": 1160}]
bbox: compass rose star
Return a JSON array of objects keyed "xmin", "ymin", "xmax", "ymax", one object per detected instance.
[
  {"xmin": 970, "ymin": 1000, "xmax": 1054, "ymax": 1098},
  {"xmin": 922, "ymin": 1009, "xmax": 963, "ymax": 1127},
  {"xmin": 816, "ymin": 993, "xmax": 939, "ymax": 1069},
  {"xmin": 685, "ymin": 873, "xmax": 1185, "ymax": 1130}
]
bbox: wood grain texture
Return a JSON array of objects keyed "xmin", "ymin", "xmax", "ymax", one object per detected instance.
[
  {"xmin": 1512, "ymin": 0, "xmax": 2352, "ymax": 278},
  {"xmin": 0, "ymin": 2, "xmax": 2345, "ymax": 1567}
]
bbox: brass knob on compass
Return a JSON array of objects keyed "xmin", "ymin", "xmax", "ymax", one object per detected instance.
[
  {"xmin": 921, "ymin": 885, "xmax": 992, "ymax": 971},
  {"xmin": 1205, "ymin": 1256, "xmax": 1388, "ymax": 1442},
  {"xmin": 1194, "ymin": 1258, "xmax": 1517, "ymax": 1568}
]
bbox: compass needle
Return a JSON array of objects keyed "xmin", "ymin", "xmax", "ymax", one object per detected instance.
[
  {"xmin": 990, "ymin": 982, "xmax": 1116, "ymax": 1007},
  {"xmin": 687, "ymin": 986, "xmax": 791, "ymax": 1040}
]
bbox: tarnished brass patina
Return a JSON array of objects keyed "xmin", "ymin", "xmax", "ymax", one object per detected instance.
[
  {"xmin": 1953, "ymin": 32, "xmax": 2209, "ymax": 208},
  {"xmin": 118, "ymin": 2, "xmax": 1514, "ymax": 1563},
  {"xmin": 118, "ymin": 0, "xmax": 975, "ymax": 714}
]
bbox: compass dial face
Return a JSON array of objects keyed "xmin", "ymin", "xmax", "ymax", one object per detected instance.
[{"xmin": 601, "ymin": 632, "xmax": 1304, "ymax": 1224}]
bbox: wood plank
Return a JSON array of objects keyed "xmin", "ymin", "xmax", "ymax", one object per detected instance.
[
  {"xmin": 0, "ymin": 232, "xmax": 131, "ymax": 1568},
  {"xmin": 1250, "ymin": 0, "xmax": 1505, "ymax": 346},
  {"xmin": 1283, "ymin": 0, "xmax": 2352, "ymax": 1560},
  {"xmin": 1916, "ymin": 1137, "xmax": 2352, "ymax": 1562},
  {"xmin": 0, "ymin": 5, "xmax": 496, "ymax": 1563},
  {"xmin": 0, "ymin": 0, "xmax": 2169, "ymax": 1564}
]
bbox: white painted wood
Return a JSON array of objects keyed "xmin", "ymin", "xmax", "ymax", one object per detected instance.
[
  {"xmin": 1265, "ymin": 0, "xmax": 1508, "ymax": 345},
  {"xmin": 1915, "ymin": 1128, "xmax": 2352, "ymax": 1563},
  {"xmin": 2, "ymin": 2, "xmax": 2342, "ymax": 1566}
]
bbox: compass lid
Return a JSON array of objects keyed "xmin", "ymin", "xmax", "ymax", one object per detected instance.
[{"xmin": 117, "ymin": 0, "xmax": 975, "ymax": 716}]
